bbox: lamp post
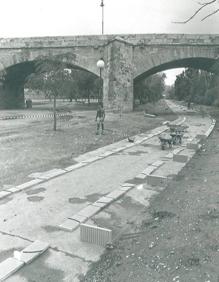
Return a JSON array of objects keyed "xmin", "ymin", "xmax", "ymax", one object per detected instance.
[
  {"xmin": 96, "ymin": 59, "xmax": 105, "ymax": 103},
  {"xmin": 100, "ymin": 0, "xmax": 104, "ymax": 35}
]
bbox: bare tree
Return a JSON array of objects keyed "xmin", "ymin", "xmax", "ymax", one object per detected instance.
[{"xmin": 173, "ymin": 0, "xmax": 219, "ymax": 23}]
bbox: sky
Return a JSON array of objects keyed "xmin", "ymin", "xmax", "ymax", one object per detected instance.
[{"xmin": 1, "ymin": 0, "xmax": 218, "ymax": 84}]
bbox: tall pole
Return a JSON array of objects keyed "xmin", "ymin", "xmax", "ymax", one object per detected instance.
[
  {"xmin": 100, "ymin": 0, "xmax": 104, "ymax": 35},
  {"xmin": 99, "ymin": 68, "xmax": 102, "ymax": 103}
]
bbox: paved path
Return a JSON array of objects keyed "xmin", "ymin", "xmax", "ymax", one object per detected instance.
[{"xmin": 0, "ymin": 100, "xmax": 214, "ymax": 281}]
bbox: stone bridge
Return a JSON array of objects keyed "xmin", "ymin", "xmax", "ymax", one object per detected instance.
[{"xmin": 0, "ymin": 34, "xmax": 219, "ymax": 110}]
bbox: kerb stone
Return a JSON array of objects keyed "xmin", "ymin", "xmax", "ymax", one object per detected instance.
[
  {"xmin": 173, "ymin": 154, "xmax": 189, "ymax": 163},
  {"xmin": 68, "ymin": 214, "xmax": 88, "ymax": 223},
  {"xmin": 5, "ymin": 187, "xmax": 20, "ymax": 193},
  {"xmin": 78, "ymin": 205, "xmax": 101, "ymax": 218},
  {"xmin": 96, "ymin": 196, "xmax": 114, "ymax": 204},
  {"xmin": 92, "ymin": 201, "xmax": 107, "ymax": 208},
  {"xmin": 0, "ymin": 258, "xmax": 24, "ymax": 281},
  {"xmin": 64, "ymin": 163, "xmax": 86, "ymax": 172},
  {"xmin": 59, "ymin": 219, "xmax": 80, "ymax": 231},
  {"xmin": 135, "ymin": 173, "xmax": 147, "ymax": 180},
  {"xmin": 0, "ymin": 191, "xmax": 12, "ymax": 199},
  {"xmin": 106, "ymin": 189, "xmax": 126, "ymax": 200},
  {"xmin": 142, "ymin": 166, "xmax": 157, "ymax": 175},
  {"xmin": 14, "ymin": 240, "xmax": 49, "ymax": 264},
  {"xmin": 151, "ymin": 160, "xmax": 164, "ymax": 167},
  {"xmin": 147, "ymin": 175, "xmax": 168, "ymax": 187},
  {"xmin": 16, "ymin": 179, "xmax": 44, "ymax": 191}
]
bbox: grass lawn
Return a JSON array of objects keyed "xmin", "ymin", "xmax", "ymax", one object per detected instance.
[{"xmin": 0, "ymin": 99, "xmax": 176, "ymax": 189}]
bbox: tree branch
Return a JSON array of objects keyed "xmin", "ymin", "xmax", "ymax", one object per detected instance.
[
  {"xmin": 201, "ymin": 8, "xmax": 219, "ymax": 20},
  {"xmin": 173, "ymin": 0, "xmax": 217, "ymax": 23}
]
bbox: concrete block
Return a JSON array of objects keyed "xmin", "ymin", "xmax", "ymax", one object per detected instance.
[
  {"xmin": 106, "ymin": 189, "xmax": 126, "ymax": 199},
  {"xmin": 59, "ymin": 219, "xmax": 80, "ymax": 231},
  {"xmin": 0, "ymin": 258, "xmax": 24, "ymax": 281},
  {"xmin": 16, "ymin": 179, "xmax": 44, "ymax": 191},
  {"xmin": 147, "ymin": 174, "xmax": 168, "ymax": 187},
  {"xmin": 151, "ymin": 160, "xmax": 164, "ymax": 167},
  {"xmin": 142, "ymin": 166, "xmax": 157, "ymax": 175},
  {"xmin": 78, "ymin": 205, "xmax": 101, "ymax": 218},
  {"xmin": 80, "ymin": 223, "xmax": 112, "ymax": 246},
  {"xmin": 64, "ymin": 163, "xmax": 86, "ymax": 172},
  {"xmin": 68, "ymin": 214, "xmax": 87, "ymax": 223},
  {"xmin": 14, "ymin": 240, "xmax": 49, "ymax": 264},
  {"xmin": 0, "ymin": 191, "xmax": 12, "ymax": 199},
  {"xmin": 173, "ymin": 154, "xmax": 189, "ymax": 163}
]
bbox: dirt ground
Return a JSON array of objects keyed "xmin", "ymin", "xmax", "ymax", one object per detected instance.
[
  {"xmin": 80, "ymin": 113, "xmax": 219, "ymax": 282},
  {"xmin": 0, "ymin": 99, "xmax": 175, "ymax": 189}
]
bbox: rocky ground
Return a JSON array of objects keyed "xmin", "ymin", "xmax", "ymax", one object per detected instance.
[{"xmin": 80, "ymin": 114, "xmax": 219, "ymax": 282}]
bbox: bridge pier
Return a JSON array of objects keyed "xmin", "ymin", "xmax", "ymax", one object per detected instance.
[
  {"xmin": 103, "ymin": 38, "xmax": 134, "ymax": 112},
  {"xmin": 0, "ymin": 80, "xmax": 25, "ymax": 109}
]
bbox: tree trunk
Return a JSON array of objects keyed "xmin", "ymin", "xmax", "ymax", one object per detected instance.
[
  {"xmin": 88, "ymin": 90, "xmax": 90, "ymax": 105},
  {"xmin": 53, "ymin": 95, "xmax": 57, "ymax": 131}
]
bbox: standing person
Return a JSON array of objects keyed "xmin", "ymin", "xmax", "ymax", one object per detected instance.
[{"xmin": 95, "ymin": 103, "xmax": 105, "ymax": 135}]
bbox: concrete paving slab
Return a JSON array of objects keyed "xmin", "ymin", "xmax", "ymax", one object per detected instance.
[
  {"xmin": 0, "ymin": 190, "xmax": 12, "ymax": 199},
  {"xmin": 64, "ymin": 163, "xmax": 86, "ymax": 172},
  {"xmin": 59, "ymin": 219, "xmax": 80, "ymax": 231},
  {"xmin": 15, "ymin": 179, "xmax": 44, "ymax": 191},
  {"xmin": 14, "ymin": 240, "xmax": 49, "ymax": 264},
  {"xmin": 78, "ymin": 205, "xmax": 101, "ymax": 218},
  {"xmin": 68, "ymin": 214, "xmax": 88, "ymax": 223},
  {"xmin": 0, "ymin": 258, "xmax": 24, "ymax": 281},
  {"xmin": 106, "ymin": 189, "xmax": 126, "ymax": 199}
]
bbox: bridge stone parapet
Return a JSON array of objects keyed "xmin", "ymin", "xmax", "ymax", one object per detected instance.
[{"xmin": 0, "ymin": 33, "xmax": 218, "ymax": 110}]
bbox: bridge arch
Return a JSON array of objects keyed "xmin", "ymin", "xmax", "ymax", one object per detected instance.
[
  {"xmin": 0, "ymin": 54, "xmax": 101, "ymax": 109},
  {"xmin": 134, "ymin": 57, "xmax": 218, "ymax": 83},
  {"xmin": 133, "ymin": 45, "xmax": 218, "ymax": 79}
]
